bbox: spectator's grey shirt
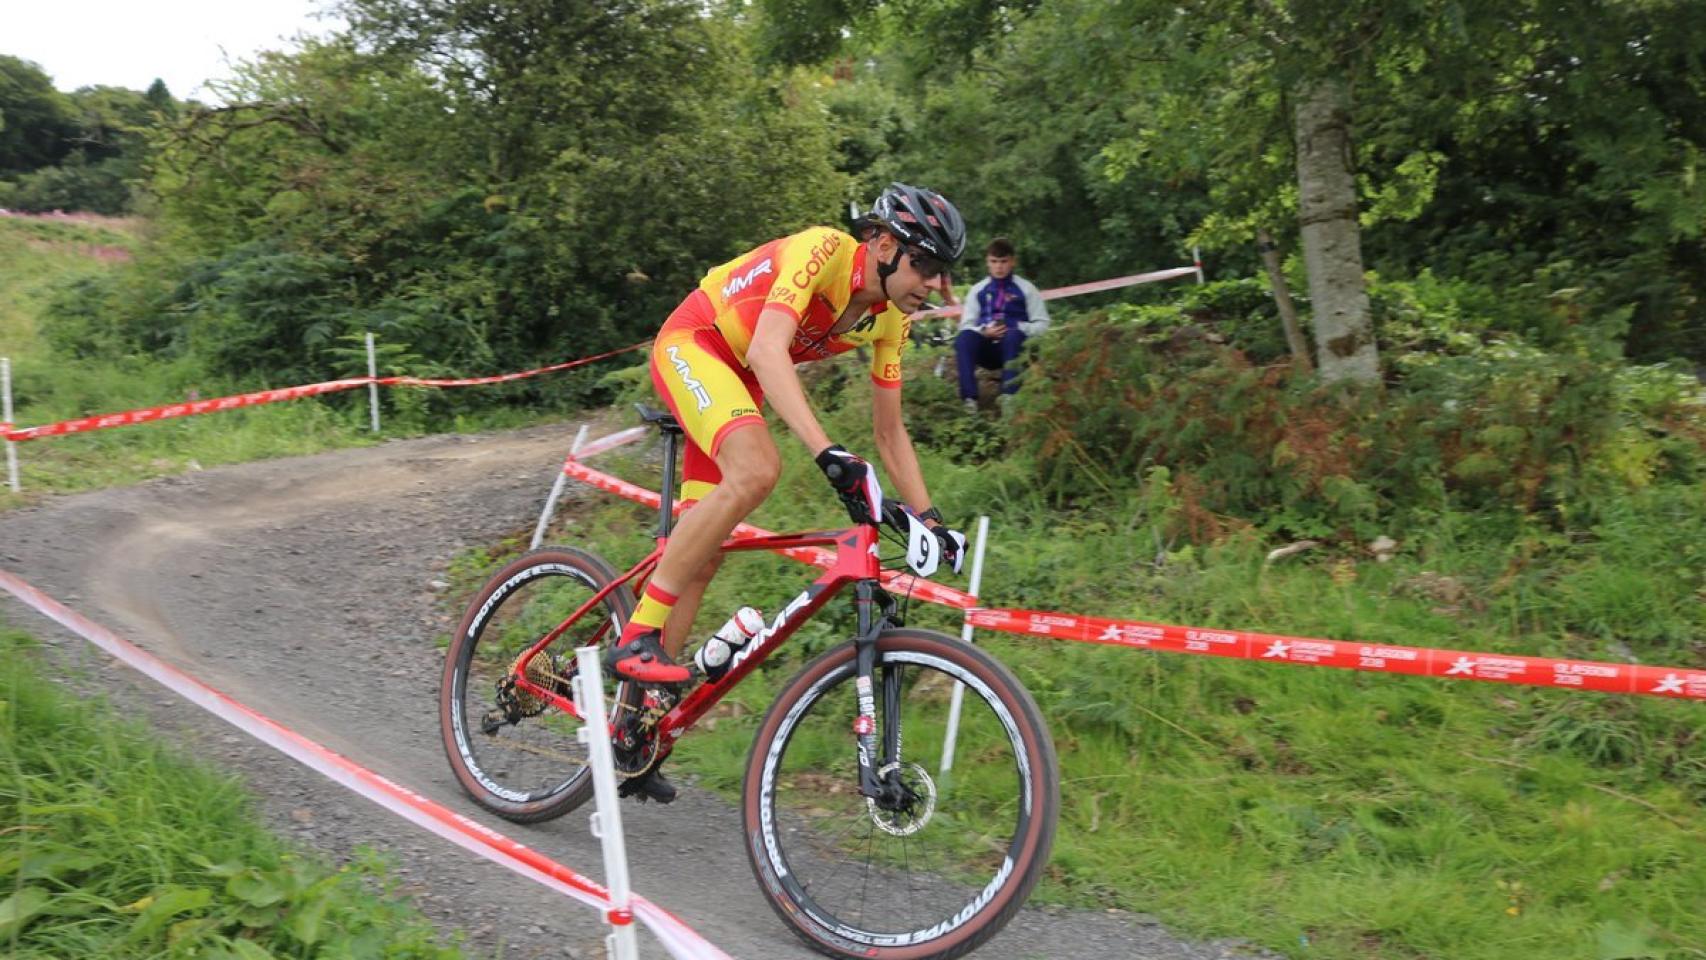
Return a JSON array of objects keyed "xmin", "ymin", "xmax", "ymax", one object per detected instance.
[{"xmin": 957, "ymin": 275, "xmax": 1051, "ymax": 337}]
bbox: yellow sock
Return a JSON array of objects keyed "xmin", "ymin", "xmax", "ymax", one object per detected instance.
[{"xmin": 623, "ymin": 582, "xmax": 677, "ymax": 641}]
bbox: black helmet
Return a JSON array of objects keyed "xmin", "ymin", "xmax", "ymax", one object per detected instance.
[{"xmin": 853, "ymin": 182, "xmax": 967, "ymax": 263}]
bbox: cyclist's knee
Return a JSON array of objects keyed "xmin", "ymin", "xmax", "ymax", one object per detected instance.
[
  {"xmin": 715, "ymin": 427, "xmax": 779, "ymax": 508},
  {"xmin": 723, "ymin": 461, "xmax": 777, "ymax": 509}
]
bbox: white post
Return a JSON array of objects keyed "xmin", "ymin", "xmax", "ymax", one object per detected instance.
[
  {"xmin": 531, "ymin": 424, "xmax": 589, "ymax": 549},
  {"xmin": 1193, "ymin": 245, "xmax": 1205, "ymax": 284},
  {"xmin": 940, "ymin": 515, "xmax": 990, "ymax": 776},
  {"xmin": 3, "ymin": 358, "xmax": 19, "ymax": 493},
  {"xmin": 365, "ymin": 332, "xmax": 381, "ymax": 433},
  {"xmin": 573, "ymin": 646, "xmax": 639, "ymax": 960}
]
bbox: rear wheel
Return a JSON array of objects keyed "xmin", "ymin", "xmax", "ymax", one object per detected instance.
[
  {"xmin": 439, "ymin": 546, "xmax": 640, "ymax": 822},
  {"xmin": 743, "ymin": 628, "xmax": 1059, "ymax": 960}
]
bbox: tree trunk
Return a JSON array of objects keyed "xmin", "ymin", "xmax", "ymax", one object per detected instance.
[
  {"xmin": 1256, "ymin": 227, "xmax": 1313, "ymax": 373},
  {"xmin": 1293, "ymin": 78, "xmax": 1378, "ymax": 384}
]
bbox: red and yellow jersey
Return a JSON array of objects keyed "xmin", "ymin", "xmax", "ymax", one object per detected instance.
[{"xmin": 696, "ymin": 226, "xmax": 911, "ymax": 388}]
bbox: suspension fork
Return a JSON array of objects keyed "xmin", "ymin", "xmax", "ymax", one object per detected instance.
[{"xmin": 853, "ymin": 579, "xmax": 903, "ymax": 801}]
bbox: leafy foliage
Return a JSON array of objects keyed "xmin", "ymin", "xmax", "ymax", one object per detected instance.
[
  {"xmin": 0, "ymin": 58, "xmax": 179, "ymax": 214},
  {"xmin": 1011, "ymin": 281, "xmax": 1705, "ymax": 548}
]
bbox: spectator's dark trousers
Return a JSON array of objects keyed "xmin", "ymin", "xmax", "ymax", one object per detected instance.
[{"xmin": 954, "ymin": 324, "xmax": 1028, "ymax": 399}]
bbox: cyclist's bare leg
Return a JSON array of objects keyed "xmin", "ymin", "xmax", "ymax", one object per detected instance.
[
  {"xmin": 660, "ymin": 553, "xmax": 721, "ymax": 659},
  {"xmin": 648, "ymin": 423, "xmax": 779, "ymax": 652}
]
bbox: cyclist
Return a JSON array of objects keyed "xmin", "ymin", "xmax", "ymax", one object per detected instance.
[{"xmin": 607, "ymin": 182, "xmax": 971, "ymax": 802}]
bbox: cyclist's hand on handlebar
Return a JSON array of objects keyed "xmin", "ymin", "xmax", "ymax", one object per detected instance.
[
  {"xmin": 918, "ymin": 507, "xmax": 967, "ymax": 575},
  {"xmin": 884, "ymin": 503, "xmax": 966, "ymax": 577},
  {"xmin": 816, "ymin": 444, "xmax": 882, "ymax": 525}
]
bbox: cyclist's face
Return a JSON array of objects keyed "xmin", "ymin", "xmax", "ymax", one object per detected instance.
[{"xmin": 882, "ymin": 235, "xmax": 950, "ymax": 311}]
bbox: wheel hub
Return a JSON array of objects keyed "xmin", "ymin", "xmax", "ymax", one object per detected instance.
[{"xmin": 866, "ymin": 762, "xmax": 937, "ymax": 836}]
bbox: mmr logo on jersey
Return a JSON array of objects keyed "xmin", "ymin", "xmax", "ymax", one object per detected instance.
[
  {"xmin": 722, "ymin": 258, "xmax": 773, "ymax": 299},
  {"xmin": 666, "ymin": 346, "xmax": 713, "ymax": 411}
]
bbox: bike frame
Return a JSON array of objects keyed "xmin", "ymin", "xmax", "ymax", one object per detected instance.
[{"xmin": 509, "ymin": 419, "xmax": 904, "ymax": 800}]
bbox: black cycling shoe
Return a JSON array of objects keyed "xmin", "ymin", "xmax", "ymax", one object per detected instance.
[{"xmin": 618, "ymin": 767, "xmax": 677, "ymax": 804}]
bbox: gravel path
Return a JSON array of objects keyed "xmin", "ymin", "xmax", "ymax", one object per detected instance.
[{"xmin": 1, "ymin": 421, "xmax": 1271, "ymax": 960}]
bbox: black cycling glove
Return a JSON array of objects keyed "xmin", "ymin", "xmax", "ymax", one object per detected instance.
[
  {"xmin": 918, "ymin": 507, "xmax": 967, "ymax": 574},
  {"xmin": 815, "ymin": 444, "xmax": 879, "ymax": 524}
]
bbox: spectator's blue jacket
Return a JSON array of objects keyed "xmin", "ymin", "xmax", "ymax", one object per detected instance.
[{"xmin": 956, "ymin": 275, "xmax": 1050, "ymax": 337}]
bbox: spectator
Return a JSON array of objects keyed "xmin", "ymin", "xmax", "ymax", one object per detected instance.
[{"xmin": 954, "ymin": 237, "xmax": 1049, "ymax": 411}]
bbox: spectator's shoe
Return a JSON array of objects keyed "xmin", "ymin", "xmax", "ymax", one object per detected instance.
[
  {"xmin": 963, "ymin": 398, "xmax": 979, "ymax": 414},
  {"xmin": 605, "ymin": 629, "xmax": 691, "ymax": 684},
  {"xmin": 618, "ymin": 767, "xmax": 678, "ymax": 804}
]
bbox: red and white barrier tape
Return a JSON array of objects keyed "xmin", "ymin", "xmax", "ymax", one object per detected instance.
[
  {"xmin": 964, "ymin": 607, "xmax": 1706, "ymax": 702},
  {"xmin": 3, "ymin": 258, "xmax": 1206, "ymax": 444},
  {"xmin": 0, "ymin": 568, "xmax": 729, "ymax": 959},
  {"xmin": 918, "ymin": 265, "xmax": 1200, "ymax": 319},
  {"xmin": 561, "ymin": 438, "xmax": 1705, "ymax": 702},
  {"xmin": 4, "ymin": 258, "xmax": 1204, "ymax": 444},
  {"xmin": 378, "ymin": 343, "xmax": 648, "ymax": 388},
  {"xmin": 3, "ymin": 343, "xmax": 648, "ymax": 443},
  {"xmin": 6, "ymin": 378, "xmax": 375, "ymax": 441}
]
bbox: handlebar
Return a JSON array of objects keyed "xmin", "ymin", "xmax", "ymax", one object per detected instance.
[{"xmin": 879, "ymin": 499, "xmax": 915, "ymax": 532}]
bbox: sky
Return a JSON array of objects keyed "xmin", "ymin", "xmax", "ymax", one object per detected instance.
[{"xmin": 9, "ymin": 0, "xmax": 346, "ymax": 100}]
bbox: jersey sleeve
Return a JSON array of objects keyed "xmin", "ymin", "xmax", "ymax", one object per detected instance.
[
  {"xmin": 765, "ymin": 227, "xmax": 852, "ymax": 321},
  {"xmin": 870, "ymin": 306, "xmax": 910, "ymax": 389}
]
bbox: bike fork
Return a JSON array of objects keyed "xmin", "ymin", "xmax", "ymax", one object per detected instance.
[{"xmin": 852, "ymin": 581, "xmax": 901, "ymax": 803}]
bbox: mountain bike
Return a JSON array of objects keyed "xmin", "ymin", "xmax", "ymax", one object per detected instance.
[{"xmin": 439, "ymin": 407, "xmax": 1059, "ymax": 960}]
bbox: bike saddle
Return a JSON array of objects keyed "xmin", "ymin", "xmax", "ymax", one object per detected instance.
[{"xmin": 634, "ymin": 403, "xmax": 683, "ymax": 435}]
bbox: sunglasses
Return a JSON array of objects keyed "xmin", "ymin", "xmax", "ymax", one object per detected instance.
[{"xmin": 907, "ymin": 248, "xmax": 951, "ymax": 281}]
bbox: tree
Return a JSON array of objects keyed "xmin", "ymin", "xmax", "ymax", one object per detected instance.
[
  {"xmin": 143, "ymin": 4, "xmax": 848, "ymax": 387},
  {"xmin": 0, "ymin": 55, "xmax": 75, "ymax": 175},
  {"xmin": 754, "ymin": 0, "xmax": 1396, "ymax": 380},
  {"xmin": 144, "ymin": 79, "xmax": 177, "ymax": 118},
  {"xmin": 1292, "ymin": 78, "xmax": 1376, "ymax": 381}
]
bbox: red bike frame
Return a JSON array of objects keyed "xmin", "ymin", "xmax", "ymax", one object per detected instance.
[{"xmin": 507, "ymin": 522, "xmax": 886, "ymax": 746}]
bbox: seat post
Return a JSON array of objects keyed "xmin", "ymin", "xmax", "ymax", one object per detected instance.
[{"xmin": 656, "ymin": 428, "xmax": 679, "ymax": 539}]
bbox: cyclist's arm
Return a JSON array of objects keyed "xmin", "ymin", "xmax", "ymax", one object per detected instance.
[
  {"xmin": 871, "ymin": 384, "xmax": 933, "ymax": 512},
  {"xmin": 747, "ymin": 304, "xmax": 834, "ymax": 455}
]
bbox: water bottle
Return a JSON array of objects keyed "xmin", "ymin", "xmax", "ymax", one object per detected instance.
[{"xmin": 693, "ymin": 606, "xmax": 764, "ymax": 682}]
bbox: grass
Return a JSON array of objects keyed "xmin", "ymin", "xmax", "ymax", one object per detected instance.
[
  {"xmin": 506, "ymin": 398, "xmax": 1706, "ymax": 960},
  {"xmin": 0, "ymin": 629, "xmax": 464, "ymax": 958},
  {"xmin": 0, "ymin": 215, "xmax": 576, "ymax": 507},
  {"xmin": 0, "ymin": 215, "xmax": 137, "ymax": 362},
  {"xmin": 13, "ymin": 217, "xmax": 1706, "ymax": 959},
  {"xmin": 0, "ymin": 218, "xmax": 597, "ymax": 959}
]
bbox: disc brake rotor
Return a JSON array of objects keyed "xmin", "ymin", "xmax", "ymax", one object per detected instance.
[{"xmin": 866, "ymin": 762, "xmax": 937, "ymax": 836}]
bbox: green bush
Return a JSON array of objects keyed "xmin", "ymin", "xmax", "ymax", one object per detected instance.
[
  {"xmin": 0, "ymin": 153, "xmax": 139, "ymax": 215},
  {"xmin": 1010, "ymin": 292, "xmax": 1705, "ymax": 544}
]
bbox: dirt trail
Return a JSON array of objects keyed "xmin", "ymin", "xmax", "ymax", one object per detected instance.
[{"xmin": 1, "ymin": 422, "xmax": 1269, "ymax": 960}]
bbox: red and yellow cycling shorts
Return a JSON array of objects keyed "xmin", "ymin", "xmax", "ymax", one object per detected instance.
[
  {"xmin": 650, "ymin": 290, "xmax": 766, "ymax": 502},
  {"xmin": 650, "ymin": 226, "xmax": 913, "ymax": 502}
]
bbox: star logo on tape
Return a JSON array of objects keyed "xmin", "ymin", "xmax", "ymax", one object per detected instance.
[
  {"xmin": 1447, "ymin": 657, "xmax": 1476, "ymax": 676},
  {"xmin": 1654, "ymin": 674, "xmax": 1686, "ymax": 695},
  {"xmin": 1263, "ymin": 641, "xmax": 1290, "ymax": 659},
  {"xmin": 1098, "ymin": 625, "xmax": 1127, "ymax": 642}
]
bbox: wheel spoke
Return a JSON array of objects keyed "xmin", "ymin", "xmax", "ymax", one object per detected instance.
[
  {"xmin": 442, "ymin": 549, "xmax": 637, "ymax": 822},
  {"xmin": 748, "ymin": 636, "xmax": 1057, "ymax": 956}
]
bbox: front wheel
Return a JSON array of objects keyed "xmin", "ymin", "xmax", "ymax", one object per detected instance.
[{"xmin": 743, "ymin": 628, "xmax": 1059, "ymax": 960}]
